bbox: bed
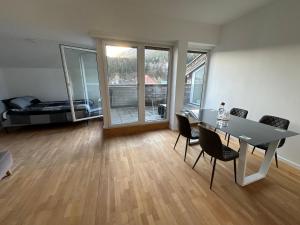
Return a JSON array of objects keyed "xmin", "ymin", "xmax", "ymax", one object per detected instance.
[{"xmin": 0, "ymin": 96, "xmax": 99, "ymax": 128}]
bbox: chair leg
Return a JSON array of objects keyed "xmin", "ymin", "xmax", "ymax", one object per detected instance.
[
  {"xmin": 214, "ymin": 128, "xmax": 217, "ymax": 132},
  {"xmin": 251, "ymin": 147, "xmax": 256, "ymax": 154},
  {"xmin": 233, "ymin": 159, "xmax": 237, "ymax": 183},
  {"xmin": 6, "ymin": 170, "xmax": 12, "ymax": 176},
  {"xmin": 210, "ymin": 158, "xmax": 217, "ymax": 190},
  {"xmin": 184, "ymin": 138, "xmax": 189, "ymax": 161},
  {"xmin": 227, "ymin": 134, "xmax": 231, "ymax": 147},
  {"xmin": 192, "ymin": 150, "xmax": 204, "ymax": 169},
  {"xmin": 224, "ymin": 133, "xmax": 227, "ymax": 140},
  {"xmin": 210, "ymin": 156, "xmax": 213, "ymax": 163},
  {"xmin": 174, "ymin": 134, "xmax": 180, "ymax": 149},
  {"xmin": 275, "ymin": 152, "xmax": 279, "ymax": 168}
]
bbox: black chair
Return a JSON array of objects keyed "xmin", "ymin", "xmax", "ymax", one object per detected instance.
[
  {"xmin": 174, "ymin": 114, "xmax": 200, "ymax": 161},
  {"xmin": 193, "ymin": 125, "xmax": 239, "ymax": 189},
  {"xmin": 225, "ymin": 108, "xmax": 248, "ymax": 146},
  {"xmin": 252, "ymin": 115, "xmax": 290, "ymax": 168}
]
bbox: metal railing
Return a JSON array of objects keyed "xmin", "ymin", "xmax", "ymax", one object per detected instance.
[{"xmin": 109, "ymin": 84, "xmax": 168, "ymax": 108}]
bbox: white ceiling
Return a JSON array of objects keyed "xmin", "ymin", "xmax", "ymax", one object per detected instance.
[
  {"xmin": 0, "ymin": 0, "xmax": 274, "ymax": 26},
  {"xmin": 114, "ymin": 0, "xmax": 274, "ymax": 25},
  {"xmin": 0, "ymin": 0, "xmax": 274, "ymax": 68}
]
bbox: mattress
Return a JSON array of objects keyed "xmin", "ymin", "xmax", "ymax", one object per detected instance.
[{"xmin": 1, "ymin": 99, "xmax": 93, "ymax": 127}]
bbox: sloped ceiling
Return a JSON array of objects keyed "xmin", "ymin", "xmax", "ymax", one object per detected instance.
[{"xmin": 0, "ymin": 0, "xmax": 274, "ymax": 68}]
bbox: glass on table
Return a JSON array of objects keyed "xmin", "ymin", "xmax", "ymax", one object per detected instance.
[{"xmin": 223, "ymin": 111, "xmax": 230, "ymax": 121}]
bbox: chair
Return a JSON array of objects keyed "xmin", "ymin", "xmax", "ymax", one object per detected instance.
[
  {"xmin": 174, "ymin": 114, "xmax": 200, "ymax": 161},
  {"xmin": 251, "ymin": 115, "xmax": 290, "ymax": 168},
  {"xmin": 193, "ymin": 125, "xmax": 239, "ymax": 189},
  {"xmin": 225, "ymin": 108, "xmax": 248, "ymax": 146}
]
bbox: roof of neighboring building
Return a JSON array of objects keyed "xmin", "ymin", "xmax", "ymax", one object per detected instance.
[
  {"xmin": 186, "ymin": 54, "xmax": 207, "ymax": 76},
  {"xmin": 145, "ymin": 75, "xmax": 157, "ymax": 84}
]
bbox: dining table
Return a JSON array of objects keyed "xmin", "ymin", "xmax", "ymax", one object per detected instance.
[{"xmin": 185, "ymin": 109, "xmax": 298, "ymax": 186}]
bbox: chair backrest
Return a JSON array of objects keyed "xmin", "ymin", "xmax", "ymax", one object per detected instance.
[
  {"xmin": 198, "ymin": 125, "xmax": 223, "ymax": 159},
  {"xmin": 230, "ymin": 108, "xmax": 248, "ymax": 118},
  {"xmin": 259, "ymin": 115, "xmax": 290, "ymax": 148},
  {"xmin": 176, "ymin": 114, "xmax": 192, "ymax": 138}
]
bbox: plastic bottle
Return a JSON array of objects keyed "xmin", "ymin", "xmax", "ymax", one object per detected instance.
[{"xmin": 217, "ymin": 102, "xmax": 225, "ymax": 119}]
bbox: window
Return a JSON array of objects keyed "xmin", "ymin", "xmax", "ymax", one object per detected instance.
[{"xmin": 184, "ymin": 51, "xmax": 208, "ymax": 110}]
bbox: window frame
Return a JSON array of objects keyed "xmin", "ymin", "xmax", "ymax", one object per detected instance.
[
  {"xmin": 60, "ymin": 44, "xmax": 102, "ymax": 122},
  {"xmin": 144, "ymin": 46, "xmax": 171, "ymax": 122},
  {"xmin": 185, "ymin": 50, "xmax": 209, "ymax": 110},
  {"xmin": 190, "ymin": 65, "xmax": 205, "ymax": 106},
  {"xmin": 100, "ymin": 40, "xmax": 173, "ymax": 128}
]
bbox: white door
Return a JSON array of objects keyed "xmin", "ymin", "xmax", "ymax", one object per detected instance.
[{"xmin": 60, "ymin": 45, "xmax": 102, "ymax": 121}]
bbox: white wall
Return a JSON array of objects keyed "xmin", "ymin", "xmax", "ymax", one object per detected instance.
[
  {"xmin": 205, "ymin": 0, "xmax": 300, "ymax": 165},
  {"xmin": 0, "ymin": 68, "xmax": 8, "ymax": 99},
  {"xmin": 2, "ymin": 68, "xmax": 68, "ymax": 101},
  {"xmin": 170, "ymin": 41, "xmax": 188, "ymax": 130}
]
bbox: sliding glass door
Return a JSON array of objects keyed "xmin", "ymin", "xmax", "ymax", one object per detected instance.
[
  {"xmin": 60, "ymin": 45, "xmax": 102, "ymax": 121},
  {"xmin": 144, "ymin": 47, "xmax": 170, "ymax": 122},
  {"xmin": 105, "ymin": 45, "xmax": 138, "ymax": 125},
  {"xmin": 103, "ymin": 42, "xmax": 171, "ymax": 127}
]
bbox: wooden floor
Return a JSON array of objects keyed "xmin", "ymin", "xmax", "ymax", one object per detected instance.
[{"xmin": 0, "ymin": 121, "xmax": 299, "ymax": 225}]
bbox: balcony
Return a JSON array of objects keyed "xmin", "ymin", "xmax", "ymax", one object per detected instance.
[
  {"xmin": 107, "ymin": 83, "xmax": 198, "ymax": 124},
  {"xmin": 109, "ymin": 84, "xmax": 168, "ymax": 124}
]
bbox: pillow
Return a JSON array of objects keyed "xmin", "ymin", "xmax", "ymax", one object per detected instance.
[
  {"xmin": 22, "ymin": 96, "xmax": 41, "ymax": 103},
  {"xmin": 23, "ymin": 96, "xmax": 35, "ymax": 101},
  {"xmin": 9, "ymin": 97, "xmax": 32, "ymax": 109},
  {"xmin": 30, "ymin": 98, "xmax": 41, "ymax": 104},
  {"xmin": 2, "ymin": 98, "xmax": 15, "ymax": 107}
]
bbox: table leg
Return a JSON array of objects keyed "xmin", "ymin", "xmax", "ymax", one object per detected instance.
[
  {"xmin": 236, "ymin": 140, "xmax": 248, "ymax": 185},
  {"xmin": 237, "ymin": 140, "xmax": 279, "ymax": 186},
  {"xmin": 258, "ymin": 141, "xmax": 279, "ymax": 174}
]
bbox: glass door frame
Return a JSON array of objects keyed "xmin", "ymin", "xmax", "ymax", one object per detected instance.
[
  {"xmin": 100, "ymin": 40, "xmax": 173, "ymax": 128},
  {"xmin": 189, "ymin": 66, "xmax": 204, "ymax": 105},
  {"xmin": 186, "ymin": 50, "xmax": 209, "ymax": 110},
  {"xmin": 60, "ymin": 44, "xmax": 102, "ymax": 122}
]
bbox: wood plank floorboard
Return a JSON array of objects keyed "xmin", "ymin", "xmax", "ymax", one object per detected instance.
[{"xmin": 0, "ymin": 121, "xmax": 299, "ymax": 225}]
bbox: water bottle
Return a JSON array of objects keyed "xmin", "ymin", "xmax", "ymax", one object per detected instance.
[{"xmin": 217, "ymin": 102, "xmax": 225, "ymax": 119}]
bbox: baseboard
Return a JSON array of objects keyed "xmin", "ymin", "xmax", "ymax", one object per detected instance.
[
  {"xmin": 277, "ymin": 155, "xmax": 300, "ymax": 170},
  {"xmin": 253, "ymin": 147, "xmax": 300, "ymax": 170},
  {"xmin": 103, "ymin": 122, "xmax": 169, "ymax": 137},
  {"xmin": 221, "ymin": 133, "xmax": 300, "ymax": 170}
]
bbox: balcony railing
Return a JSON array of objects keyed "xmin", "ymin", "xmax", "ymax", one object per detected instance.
[
  {"xmin": 107, "ymin": 84, "xmax": 195, "ymax": 123},
  {"xmin": 109, "ymin": 84, "xmax": 168, "ymax": 108}
]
